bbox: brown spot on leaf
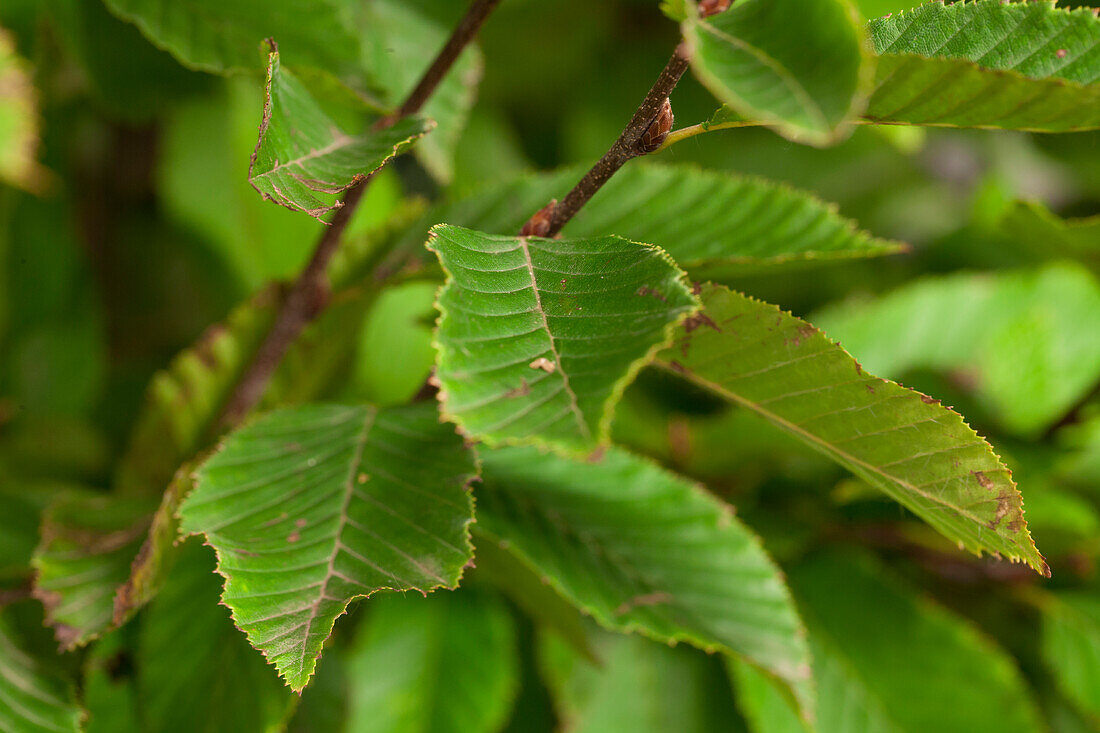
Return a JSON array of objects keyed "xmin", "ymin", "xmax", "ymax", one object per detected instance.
[
  {"xmin": 972, "ymin": 470, "xmax": 994, "ymax": 490},
  {"xmin": 692, "ymin": 281, "xmax": 703, "ymax": 296},
  {"xmin": 505, "ymin": 379, "xmax": 531, "ymax": 399},
  {"xmin": 1056, "ymin": 48, "xmax": 1068, "ymax": 58},
  {"xmin": 786, "ymin": 323, "xmax": 816, "ymax": 347},
  {"xmin": 614, "ymin": 592, "xmax": 673, "ymax": 616},
  {"xmin": 636, "ymin": 285, "xmax": 667, "ymax": 302},
  {"xmin": 586, "ymin": 446, "xmax": 607, "ymax": 464},
  {"xmin": 683, "ymin": 313, "xmax": 721, "ymax": 333},
  {"xmin": 865, "ymin": 383, "xmax": 876, "ymax": 393},
  {"xmin": 529, "ymin": 357, "xmax": 556, "ymax": 373},
  {"xmin": 988, "ymin": 491, "xmax": 1016, "ymax": 529},
  {"xmin": 295, "ymin": 518, "xmax": 308, "ymax": 528},
  {"xmin": 287, "ymin": 532, "xmax": 300, "ymax": 543},
  {"xmin": 920, "ymin": 394, "xmax": 941, "ymax": 405},
  {"xmin": 667, "ymin": 360, "xmax": 688, "ymax": 375},
  {"xmin": 854, "ymin": 360, "xmax": 864, "ymax": 375},
  {"xmin": 358, "ymin": 473, "xmax": 369, "ymax": 484}
]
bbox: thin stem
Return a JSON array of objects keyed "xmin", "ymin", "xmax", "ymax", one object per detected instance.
[
  {"xmin": 655, "ymin": 119, "xmax": 764, "ymax": 152},
  {"xmin": 655, "ymin": 118, "xmax": 898, "ymax": 153},
  {"xmin": 220, "ymin": 0, "xmax": 502, "ymax": 427},
  {"xmin": 542, "ymin": 43, "xmax": 691, "ymax": 237}
]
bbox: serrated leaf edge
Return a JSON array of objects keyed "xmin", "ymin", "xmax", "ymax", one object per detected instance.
[
  {"xmin": 655, "ymin": 284, "xmax": 1049, "ymax": 577},
  {"xmin": 425, "ymin": 225, "xmax": 701, "ymax": 458},
  {"xmin": 177, "ymin": 405, "xmax": 479, "ymax": 692}
]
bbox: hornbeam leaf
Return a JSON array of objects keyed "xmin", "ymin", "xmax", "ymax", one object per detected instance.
[
  {"xmin": 344, "ymin": 590, "xmax": 519, "ymax": 733},
  {"xmin": 476, "ymin": 445, "xmax": 814, "ymax": 717},
  {"xmin": 138, "ymin": 542, "xmax": 296, "ymax": 733},
  {"xmin": 869, "ymin": 0, "xmax": 1100, "ymax": 85},
  {"xmin": 863, "ymin": 54, "xmax": 1100, "ymax": 131},
  {"xmin": 683, "ymin": 0, "xmax": 871, "ymax": 145},
  {"xmin": 31, "ymin": 494, "xmax": 155, "ymax": 649},
  {"xmin": 0, "ymin": 616, "xmax": 84, "ymax": 733},
  {"xmin": 427, "ymin": 224, "xmax": 697, "ymax": 454},
  {"xmin": 866, "ymin": 0, "xmax": 1100, "ymax": 130},
  {"xmin": 688, "ymin": 1, "xmax": 1100, "ymax": 139},
  {"xmin": 388, "ymin": 165, "xmax": 901, "ymax": 278},
  {"xmin": 102, "ymin": 0, "xmax": 360, "ymax": 75},
  {"xmin": 178, "ymin": 403, "xmax": 477, "ymax": 691},
  {"xmin": 654, "ymin": 284, "xmax": 1048, "ymax": 575},
  {"xmin": 249, "ymin": 44, "xmax": 432, "ymax": 223}
]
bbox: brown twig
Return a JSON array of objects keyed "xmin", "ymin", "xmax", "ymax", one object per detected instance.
[
  {"xmin": 220, "ymin": 0, "xmax": 502, "ymax": 427},
  {"xmin": 532, "ymin": 43, "xmax": 691, "ymax": 238}
]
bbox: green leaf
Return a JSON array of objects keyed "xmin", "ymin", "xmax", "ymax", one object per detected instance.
[
  {"xmin": 1041, "ymin": 591, "xmax": 1100, "ymax": 722},
  {"xmin": 31, "ymin": 493, "xmax": 155, "ymax": 649},
  {"xmin": 565, "ymin": 165, "xmax": 905, "ymax": 275},
  {"xmin": 684, "ymin": 1, "xmax": 1100, "ymax": 142},
  {"xmin": 428, "ymin": 224, "xmax": 697, "ymax": 453},
  {"xmin": 389, "ymin": 165, "xmax": 901, "ymax": 278},
  {"xmin": 357, "ymin": 0, "xmax": 481, "ymax": 183},
  {"xmin": 158, "ymin": 80, "xmax": 323, "ymax": 289},
  {"xmin": 812, "ymin": 263, "xmax": 1100, "ymax": 436},
  {"xmin": 864, "ymin": 0, "xmax": 1100, "ymax": 131},
  {"xmin": 539, "ymin": 629, "xmax": 745, "ymax": 733},
  {"xmin": 178, "ymin": 403, "xmax": 477, "ymax": 691},
  {"xmin": 0, "ymin": 28, "xmax": 49, "ymax": 193},
  {"xmin": 476, "ymin": 445, "xmax": 814, "ymax": 716},
  {"xmin": 864, "ymin": 53, "xmax": 1100, "ymax": 131},
  {"xmin": 249, "ymin": 44, "xmax": 432, "ymax": 222},
  {"xmin": 655, "ymin": 284, "xmax": 1048, "ymax": 575},
  {"xmin": 683, "ymin": 0, "xmax": 871, "ymax": 145},
  {"xmin": 110, "ymin": 463, "xmax": 195, "ymax": 632},
  {"xmin": 789, "ymin": 551, "xmax": 1043, "ymax": 733},
  {"xmin": 344, "ymin": 590, "xmax": 519, "ymax": 733},
  {"xmin": 138, "ymin": 542, "xmax": 295, "ymax": 732},
  {"xmin": 101, "ymin": 0, "xmax": 360, "ymax": 75},
  {"xmin": 0, "ymin": 615, "xmax": 84, "ymax": 733},
  {"xmin": 869, "ymin": 0, "xmax": 1100, "ymax": 85}
]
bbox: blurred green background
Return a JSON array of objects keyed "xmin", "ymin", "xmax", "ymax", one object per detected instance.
[{"xmin": 2, "ymin": 0, "xmax": 1100, "ymax": 731}]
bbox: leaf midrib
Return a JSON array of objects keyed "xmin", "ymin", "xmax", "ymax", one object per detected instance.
[
  {"xmin": 654, "ymin": 359, "xmax": 996, "ymax": 532},
  {"xmin": 292, "ymin": 405, "xmax": 377, "ymax": 685},
  {"xmin": 517, "ymin": 236, "xmax": 591, "ymax": 441}
]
